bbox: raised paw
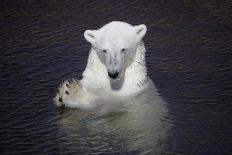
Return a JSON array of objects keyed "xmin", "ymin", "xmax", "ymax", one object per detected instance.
[{"xmin": 54, "ymin": 79, "xmax": 83, "ymax": 108}]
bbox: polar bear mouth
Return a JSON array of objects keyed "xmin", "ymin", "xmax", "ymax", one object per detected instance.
[{"xmin": 108, "ymin": 71, "xmax": 120, "ymax": 80}]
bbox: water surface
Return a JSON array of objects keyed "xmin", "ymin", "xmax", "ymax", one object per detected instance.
[{"xmin": 1, "ymin": 0, "xmax": 232, "ymax": 154}]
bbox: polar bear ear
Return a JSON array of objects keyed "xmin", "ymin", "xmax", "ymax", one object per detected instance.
[
  {"xmin": 134, "ymin": 24, "xmax": 147, "ymax": 40},
  {"xmin": 84, "ymin": 30, "xmax": 97, "ymax": 45}
]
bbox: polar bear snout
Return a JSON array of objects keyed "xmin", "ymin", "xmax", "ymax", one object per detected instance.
[
  {"xmin": 105, "ymin": 53, "xmax": 123, "ymax": 80},
  {"xmin": 108, "ymin": 71, "xmax": 119, "ymax": 79}
]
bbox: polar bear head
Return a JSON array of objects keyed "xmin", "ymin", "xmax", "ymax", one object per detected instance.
[{"xmin": 84, "ymin": 21, "xmax": 147, "ymax": 80}]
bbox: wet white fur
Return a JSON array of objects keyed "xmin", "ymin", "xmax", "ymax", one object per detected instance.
[
  {"xmin": 56, "ymin": 21, "xmax": 152, "ymax": 111},
  {"xmin": 81, "ymin": 42, "xmax": 149, "ymax": 101}
]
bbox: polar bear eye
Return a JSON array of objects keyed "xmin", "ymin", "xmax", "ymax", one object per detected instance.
[
  {"xmin": 102, "ymin": 50, "xmax": 107, "ymax": 53},
  {"xmin": 121, "ymin": 48, "xmax": 126, "ymax": 53}
]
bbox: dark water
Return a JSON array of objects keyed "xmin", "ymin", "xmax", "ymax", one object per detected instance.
[{"xmin": 1, "ymin": 0, "xmax": 232, "ymax": 154}]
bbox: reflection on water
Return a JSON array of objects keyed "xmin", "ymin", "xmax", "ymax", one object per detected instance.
[{"xmin": 58, "ymin": 84, "xmax": 170, "ymax": 154}]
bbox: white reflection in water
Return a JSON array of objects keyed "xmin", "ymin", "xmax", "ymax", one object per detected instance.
[{"xmin": 58, "ymin": 82, "xmax": 170, "ymax": 154}]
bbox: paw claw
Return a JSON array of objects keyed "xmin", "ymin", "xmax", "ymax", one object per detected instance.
[
  {"xmin": 59, "ymin": 97, "xmax": 63, "ymax": 102},
  {"xmin": 65, "ymin": 90, "xmax": 69, "ymax": 95},
  {"xmin": 66, "ymin": 83, "xmax": 70, "ymax": 88},
  {"xmin": 54, "ymin": 79, "xmax": 83, "ymax": 108},
  {"xmin": 54, "ymin": 93, "xmax": 63, "ymax": 107}
]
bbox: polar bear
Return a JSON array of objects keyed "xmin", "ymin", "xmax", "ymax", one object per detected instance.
[{"xmin": 54, "ymin": 21, "xmax": 154, "ymax": 111}]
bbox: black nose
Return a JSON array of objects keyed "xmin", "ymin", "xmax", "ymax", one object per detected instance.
[{"xmin": 108, "ymin": 72, "xmax": 119, "ymax": 79}]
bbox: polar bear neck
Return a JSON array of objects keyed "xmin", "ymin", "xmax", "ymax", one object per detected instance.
[{"xmin": 81, "ymin": 42, "xmax": 148, "ymax": 96}]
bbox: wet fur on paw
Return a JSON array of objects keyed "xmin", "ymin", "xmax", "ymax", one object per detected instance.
[{"xmin": 54, "ymin": 79, "xmax": 82, "ymax": 107}]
